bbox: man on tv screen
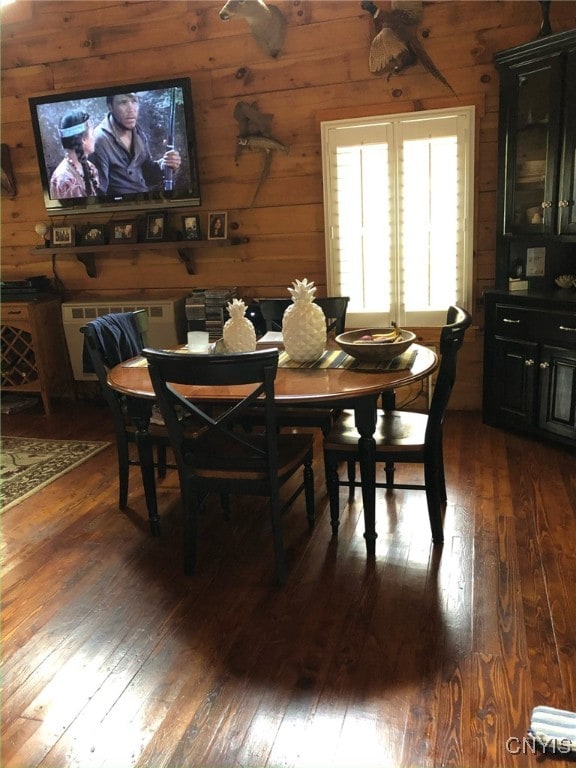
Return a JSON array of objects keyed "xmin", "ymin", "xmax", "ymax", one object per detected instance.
[{"xmin": 90, "ymin": 92, "xmax": 181, "ymax": 197}]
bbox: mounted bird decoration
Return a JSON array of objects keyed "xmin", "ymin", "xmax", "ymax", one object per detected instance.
[
  {"xmin": 219, "ymin": 0, "xmax": 287, "ymax": 58},
  {"xmin": 361, "ymin": 1, "xmax": 456, "ymax": 95},
  {"xmin": 1, "ymin": 144, "xmax": 17, "ymax": 198},
  {"xmin": 234, "ymin": 101, "xmax": 289, "ymax": 207}
]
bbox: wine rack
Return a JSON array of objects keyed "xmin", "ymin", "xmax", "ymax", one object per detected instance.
[
  {"xmin": 1, "ymin": 298, "xmax": 74, "ymax": 413},
  {"xmin": 1, "ymin": 325, "xmax": 39, "ymax": 386}
]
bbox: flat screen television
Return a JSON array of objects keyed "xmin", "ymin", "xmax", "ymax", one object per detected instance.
[{"xmin": 29, "ymin": 77, "xmax": 201, "ymax": 216}]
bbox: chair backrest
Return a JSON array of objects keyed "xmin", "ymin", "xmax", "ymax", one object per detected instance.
[
  {"xmin": 259, "ymin": 296, "xmax": 349, "ymax": 335},
  {"xmin": 425, "ymin": 305, "xmax": 472, "ymax": 441},
  {"xmin": 259, "ymin": 299, "xmax": 290, "ymax": 331},
  {"xmin": 81, "ymin": 309, "xmax": 148, "ymax": 371},
  {"xmin": 80, "ymin": 309, "xmax": 148, "ymax": 413},
  {"xmin": 142, "ymin": 347, "xmax": 281, "ymax": 477},
  {"xmin": 134, "ymin": 309, "xmax": 150, "ymax": 346}
]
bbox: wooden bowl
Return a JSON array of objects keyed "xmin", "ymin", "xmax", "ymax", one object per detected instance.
[{"xmin": 335, "ymin": 328, "xmax": 416, "ymax": 361}]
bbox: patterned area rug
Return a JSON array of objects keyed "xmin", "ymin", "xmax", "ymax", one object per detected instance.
[{"xmin": 1, "ymin": 437, "xmax": 110, "ymax": 512}]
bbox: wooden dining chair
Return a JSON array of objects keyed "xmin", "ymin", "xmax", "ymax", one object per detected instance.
[
  {"xmin": 259, "ymin": 296, "xmax": 349, "ymax": 336},
  {"xmin": 323, "ymin": 305, "xmax": 472, "ymax": 544},
  {"xmin": 248, "ymin": 296, "xmax": 350, "ymax": 436},
  {"xmin": 142, "ymin": 346, "xmax": 316, "ymax": 584},
  {"xmin": 81, "ymin": 310, "xmax": 172, "ymax": 533}
]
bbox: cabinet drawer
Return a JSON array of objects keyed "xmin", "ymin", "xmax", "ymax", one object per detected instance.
[
  {"xmin": 1, "ymin": 305, "xmax": 30, "ymax": 325},
  {"xmin": 495, "ymin": 304, "xmax": 576, "ymax": 346},
  {"xmin": 540, "ymin": 311, "xmax": 576, "ymax": 347},
  {"xmin": 495, "ymin": 304, "xmax": 541, "ymax": 340}
]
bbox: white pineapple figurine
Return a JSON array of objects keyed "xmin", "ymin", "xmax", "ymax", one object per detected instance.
[
  {"xmin": 282, "ymin": 278, "xmax": 327, "ymax": 362},
  {"xmin": 223, "ymin": 298, "xmax": 256, "ymax": 353}
]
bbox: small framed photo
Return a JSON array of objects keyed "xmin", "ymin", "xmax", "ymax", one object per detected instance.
[
  {"xmin": 110, "ymin": 220, "xmax": 137, "ymax": 243},
  {"xmin": 208, "ymin": 212, "xmax": 227, "ymax": 240},
  {"xmin": 51, "ymin": 225, "xmax": 75, "ymax": 247},
  {"xmin": 80, "ymin": 223, "xmax": 106, "ymax": 246},
  {"xmin": 145, "ymin": 212, "xmax": 167, "ymax": 241},
  {"xmin": 182, "ymin": 215, "xmax": 201, "ymax": 241}
]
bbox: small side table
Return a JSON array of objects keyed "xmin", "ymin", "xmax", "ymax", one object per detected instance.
[{"xmin": 1, "ymin": 296, "xmax": 74, "ymax": 414}]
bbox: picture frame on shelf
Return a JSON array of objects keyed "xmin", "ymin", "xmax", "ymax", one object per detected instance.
[
  {"xmin": 51, "ymin": 225, "xmax": 75, "ymax": 247},
  {"xmin": 110, "ymin": 220, "xmax": 137, "ymax": 243},
  {"xmin": 145, "ymin": 212, "xmax": 167, "ymax": 241},
  {"xmin": 182, "ymin": 214, "xmax": 201, "ymax": 241},
  {"xmin": 80, "ymin": 223, "xmax": 106, "ymax": 246},
  {"xmin": 208, "ymin": 212, "xmax": 227, "ymax": 240}
]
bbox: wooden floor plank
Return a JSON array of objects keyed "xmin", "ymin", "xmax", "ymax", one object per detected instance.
[{"xmin": 1, "ymin": 402, "xmax": 575, "ymax": 768}]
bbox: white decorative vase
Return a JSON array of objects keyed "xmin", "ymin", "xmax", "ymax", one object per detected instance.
[
  {"xmin": 223, "ymin": 298, "xmax": 257, "ymax": 352},
  {"xmin": 282, "ymin": 278, "xmax": 327, "ymax": 362}
]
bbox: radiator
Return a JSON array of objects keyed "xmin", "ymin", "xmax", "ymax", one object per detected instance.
[{"xmin": 62, "ymin": 297, "xmax": 187, "ymax": 380}]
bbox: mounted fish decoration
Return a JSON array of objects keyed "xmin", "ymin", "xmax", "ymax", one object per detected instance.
[
  {"xmin": 361, "ymin": 0, "xmax": 456, "ymax": 95},
  {"xmin": 234, "ymin": 101, "xmax": 289, "ymax": 207},
  {"xmin": 219, "ymin": 0, "xmax": 287, "ymax": 58}
]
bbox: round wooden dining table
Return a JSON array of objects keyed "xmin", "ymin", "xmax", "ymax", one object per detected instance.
[{"xmin": 107, "ymin": 343, "xmax": 438, "ymax": 555}]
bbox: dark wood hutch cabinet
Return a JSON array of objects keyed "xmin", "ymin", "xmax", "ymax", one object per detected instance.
[{"xmin": 483, "ymin": 29, "xmax": 576, "ymax": 449}]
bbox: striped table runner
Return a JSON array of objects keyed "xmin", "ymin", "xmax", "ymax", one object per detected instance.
[
  {"xmin": 278, "ymin": 348, "xmax": 418, "ymax": 371},
  {"xmin": 123, "ymin": 347, "xmax": 418, "ymax": 372}
]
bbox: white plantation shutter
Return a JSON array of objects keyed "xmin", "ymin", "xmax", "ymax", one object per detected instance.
[
  {"xmin": 322, "ymin": 108, "xmax": 474, "ymax": 327},
  {"xmin": 325, "ymin": 124, "xmax": 394, "ymax": 324}
]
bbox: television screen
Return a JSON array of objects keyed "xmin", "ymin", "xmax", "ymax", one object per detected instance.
[{"xmin": 29, "ymin": 78, "xmax": 201, "ymax": 216}]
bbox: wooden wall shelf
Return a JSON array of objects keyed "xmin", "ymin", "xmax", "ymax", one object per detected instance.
[{"xmin": 32, "ymin": 237, "xmax": 249, "ymax": 278}]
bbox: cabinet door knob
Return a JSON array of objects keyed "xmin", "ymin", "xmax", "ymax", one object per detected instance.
[
  {"xmin": 541, "ymin": 200, "xmax": 553, "ymax": 209},
  {"xmin": 559, "ymin": 325, "xmax": 576, "ymax": 332},
  {"xmin": 539, "ymin": 362, "xmax": 549, "ymax": 369},
  {"xmin": 525, "ymin": 359, "xmax": 535, "ymax": 366},
  {"xmin": 558, "ymin": 200, "xmax": 570, "ymax": 208}
]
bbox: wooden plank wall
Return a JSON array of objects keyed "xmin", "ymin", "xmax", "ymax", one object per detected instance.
[{"xmin": 2, "ymin": 0, "xmax": 576, "ymax": 410}]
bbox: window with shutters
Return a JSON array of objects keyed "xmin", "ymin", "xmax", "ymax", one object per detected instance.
[{"xmin": 321, "ymin": 107, "xmax": 475, "ymax": 327}]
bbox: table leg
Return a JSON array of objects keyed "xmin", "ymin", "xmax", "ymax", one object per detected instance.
[{"xmin": 354, "ymin": 396, "xmax": 378, "ymax": 557}]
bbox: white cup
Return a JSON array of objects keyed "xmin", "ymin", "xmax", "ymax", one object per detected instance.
[{"xmin": 187, "ymin": 331, "xmax": 210, "ymax": 353}]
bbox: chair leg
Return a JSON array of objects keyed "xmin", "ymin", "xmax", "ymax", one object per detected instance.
[
  {"xmin": 304, "ymin": 460, "xmax": 315, "ymax": 529},
  {"xmin": 324, "ymin": 453, "xmax": 341, "ymax": 536},
  {"xmin": 268, "ymin": 488, "xmax": 287, "ymax": 585},
  {"xmin": 437, "ymin": 438, "xmax": 447, "ymax": 502},
  {"xmin": 424, "ymin": 459, "xmax": 444, "ymax": 545},
  {"xmin": 381, "ymin": 390, "xmax": 396, "ymax": 410},
  {"xmin": 381, "ymin": 393, "xmax": 396, "ymax": 489},
  {"xmin": 346, "ymin": 460, "xmax": 356, "ymax": 498},
  {"xmin": 157, "ymin": 444, "xmax": 167, "ymax": 479},
  {"xmin": 135, "ymin": 428, "xmax": 161, "ymax": 536},
  {"xmin": 384, "ymin": 461, "xmax": 395, "ymax": 487},
  {"xmin": 117, "ymin": 441, "xmax": 130, "ymax": 509},
  {"xmin": 220, "ymin": 494, "xmax": 231, "ymax": 521},
  {"xmin": 183, "ymin": 485, "xmax": 199, "ymax": 576}
]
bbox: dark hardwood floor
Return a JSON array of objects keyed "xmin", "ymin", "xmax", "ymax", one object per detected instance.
[{"xmin": 2, "ymin": 401, "xmax": 575, "ymax": 767}]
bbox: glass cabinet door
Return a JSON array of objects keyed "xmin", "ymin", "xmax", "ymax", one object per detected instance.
[
  {"xmin": 503, "ymin": 53, "xmax": 563, "ymax": 236},
  {"xmin": 559, "ymin": 49, "xmax": 576, "ymax": 234}
]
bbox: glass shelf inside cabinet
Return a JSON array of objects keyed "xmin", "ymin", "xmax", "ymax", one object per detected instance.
[{"xmin": 512, "ymin": 69, "xmax": 550, "ymax": 230}]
